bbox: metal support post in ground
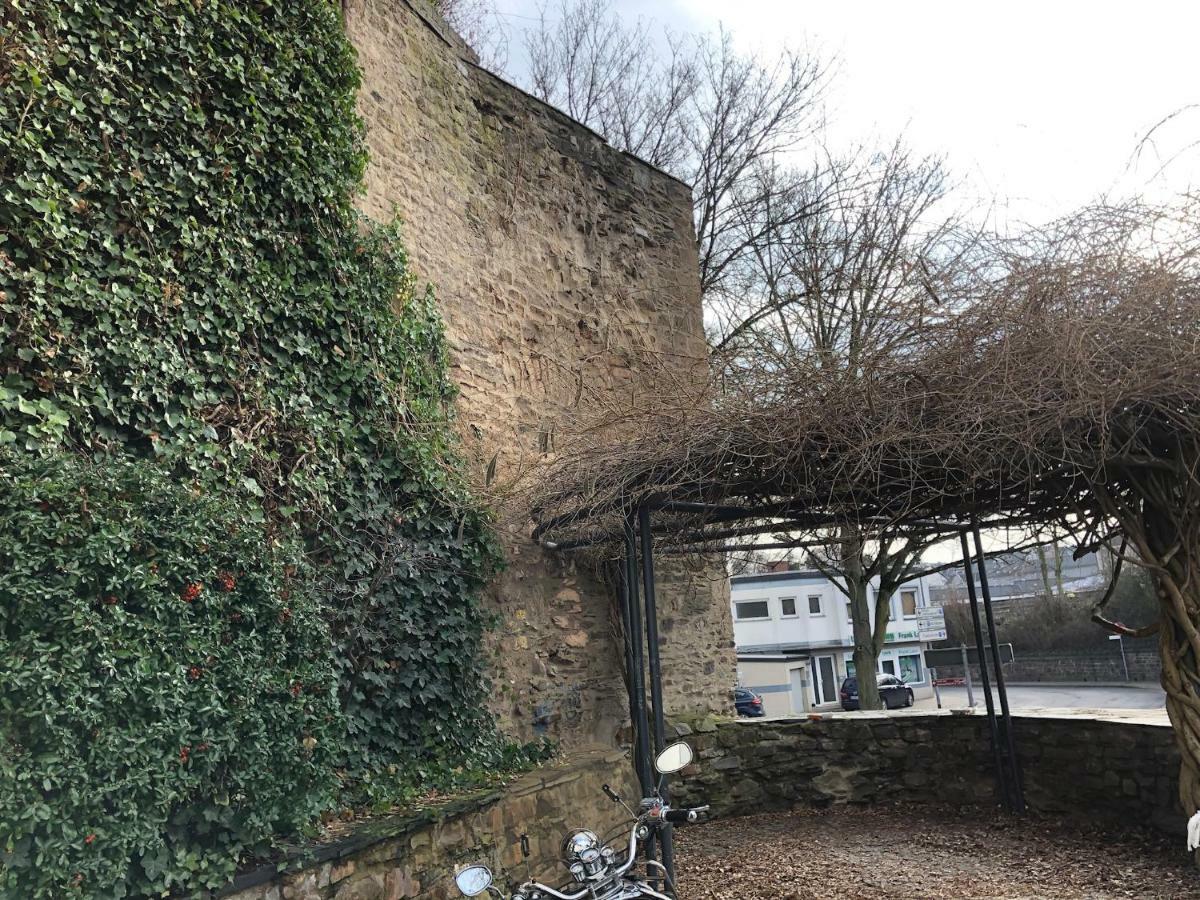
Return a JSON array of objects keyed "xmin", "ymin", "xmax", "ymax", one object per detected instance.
[
  {"xmin": 638, "ymin": 505, "xmax": 675, "ymax": 890},
  {"xmin": 959, "ymin": 530, "xmax": 1011, "ymax": 810},
  {"xmin": 622, "ymin": 514, "xmax": 655, "ymax": 865},
  {"xmin": 960, "ymin": 644, "xmax": 976, "ymax": 707},
  {"xmin": 972, "ymin": 524, "xmax": 1025, "ymax": 813}
]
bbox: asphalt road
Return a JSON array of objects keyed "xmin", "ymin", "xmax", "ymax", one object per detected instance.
[{"xmin": 918, "ymin": 682, "xmax": 1166, "ymax": 711}]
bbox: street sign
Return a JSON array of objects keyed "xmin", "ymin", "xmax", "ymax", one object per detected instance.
[
  {"xmin": 917, "ymin": 607, "xmax": 947, "ymax": 642},
  {"xmin": 933, "ymin": 676, "xmax": 966, "ymax": 687}
]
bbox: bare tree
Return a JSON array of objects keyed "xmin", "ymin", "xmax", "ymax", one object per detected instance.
[
  {"xmin": 435, "ymin": 0, "xmax": 509, "ymax": 70},
  {"xmin": 521, "ymin": 0, "xmax": 830, "ymax": 300},
  {"xmin": 529, "ymin": 196, "xmax": 1200, "ymax": 816},
  {"xmin": 710, "ymin": 143, "xmax": 968, "ymax": 360},
  {"xmin": 515, "ymin": 3, "xmax": 995, "ymax": 710},
  {"xmin": 717, "ymin": 143, "xmax": 971, "ymax": 709}
]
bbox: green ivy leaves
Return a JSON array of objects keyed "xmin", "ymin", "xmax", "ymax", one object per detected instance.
[
  {"xmin": 1, "ymin": 0, "xmax": 519, "ymax": 894},
  {"xmin": 0, "ymin": 452, "xmax": 341, "ymax": 897}
]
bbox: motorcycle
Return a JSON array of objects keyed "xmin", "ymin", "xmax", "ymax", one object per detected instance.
[{"xmin": 453, "ymin": 741, "xmax": 708, "ymax": 900}]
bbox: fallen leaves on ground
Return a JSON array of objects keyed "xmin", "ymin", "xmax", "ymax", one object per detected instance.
[{"xmin": 673, "ymin": 802, "xmax": 1199, "ymax": 899}]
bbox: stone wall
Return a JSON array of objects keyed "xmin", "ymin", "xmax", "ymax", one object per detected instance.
[
  {"xmin": 343, "ymin": 0, "xmax": 736, "ymax": 749},
  {"xmin": 220, "ymin": 748, "xmax": 639, "ymax": 900},
  {"xmin": 937, "ymin": 648, "xmax": 1162, "ymax": 684},
  {"xmin": 672, "ymin": 712, "xmax": 1183, "ymax": 835}
]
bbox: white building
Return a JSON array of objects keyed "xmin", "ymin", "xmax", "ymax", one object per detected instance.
[{"xmin": 731, "ymin": 568, "xmax": 938, "ymax": 715}]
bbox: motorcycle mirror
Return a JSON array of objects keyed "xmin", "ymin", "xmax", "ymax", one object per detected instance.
[
  {"xmin": 653, "ymin": 741, "xmax": 693, "ymax": 774},
  {"xmin": 455, "ymin": 865, "xmax": 493, "ymax": 896}
]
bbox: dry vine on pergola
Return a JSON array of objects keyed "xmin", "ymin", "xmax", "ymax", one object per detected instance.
[{"xmin": 529, "ymin": 200, "xmax": 1200, "ymax": 817}]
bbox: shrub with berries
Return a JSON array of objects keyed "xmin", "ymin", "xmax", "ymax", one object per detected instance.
[{"xmin": 0, "ymin": 453, "xmax": 341, "ymax": 897}]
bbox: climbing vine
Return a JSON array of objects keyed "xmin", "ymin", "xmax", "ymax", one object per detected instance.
[{"xmin": 1, "ymin": 0, "xmax": 524, "ymax": 893}]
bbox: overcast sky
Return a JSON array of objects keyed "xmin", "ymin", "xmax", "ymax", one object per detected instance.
[{"xmin": 491, "ymin": 0, "xmax": 1200, "ymax": 227}]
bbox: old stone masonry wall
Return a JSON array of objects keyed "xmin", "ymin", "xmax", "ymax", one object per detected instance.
[
  {"xmin": 939, "ymin": 648, "xmax": 1162, "ymax": 684},
  {"xmin": 343, "ymin": 0, "xmax": 736, "ymax": 749},
  {"xmin": 221, "ymin": 748, "xmax": 640, "ymax": 900},
  {"xmin": 672, "ymin": 711, "xmax": 1184, "ymax": 836}
]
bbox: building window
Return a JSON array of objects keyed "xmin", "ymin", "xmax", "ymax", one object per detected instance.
[
  {"xmin": 807, "ymin": 595, "xmax": 822, "ymax": 616},
  {"xmin": 899, "ymin": 653, "xmax": 923, "ymax": 683},
  {"xmin": 846, "ymin": 600, "xmax": 853, "ymax": 624},
  {"xmin": 780, "ymin": 597, "xmax": 798, "ymax": 618},
  {"xmin": 900, "ymin": 589, "xmax": 918, "ymax": 618},
  {"xmin": 734, "ymin": 599, "xmax": 770, "ymax": 621},
  {"xmin": 881, "ymin": 659, "xmax": 896, "ymax": 676}
]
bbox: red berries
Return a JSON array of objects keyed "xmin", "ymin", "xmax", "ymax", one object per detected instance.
[
  {"xmin": 187, "ymin": 665, "xmax": 203, "ymax": 681},
  {"xmin": 290, "ymin": 682, "xmax": 302, "ymax": 697},
  {"xmin": 179, "ymin": 745, "xmax": 190, "ymax": 763},
  {"xmin": 84, "ymin": 834, "xmax": 96, "ymax": 846},
  {"xmin": 278, "ymin": 607, "xmax": 292, "ymax": 624},
  {"xmin": 216, "ymin": 572, "xmax": 236, "ymax": 593},
  {"xmin": 181, "ymin": 583, "xmax": 202, "ymax": 603}
]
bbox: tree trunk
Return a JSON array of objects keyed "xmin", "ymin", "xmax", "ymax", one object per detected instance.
[
  {"xmin": 1142, "ymin": 510, "xmax": 1200, "ymax": 818},
  {"xmin": 844, "ymin": 533, "xmax": 882, "ymax": 710},
  {"xmin": 1098, "ymin": 459, "xmax": 1200, "ymax": 826},
  {"xmin": 1053, "ymin": 542, "xmax": 1065, "ymax": 596},
  {"xmin": 1037, "ymin": 545, "xmax": 1054, "ymax": 599}
]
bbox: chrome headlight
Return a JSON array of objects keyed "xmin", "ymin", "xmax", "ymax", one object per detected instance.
[
  {"xmin": 562, "ymin": 830, "xmax": 600, "ymax": 863},
  {"xmin": 562, "ymin": 830, "xmax": 607, "ymax": 880}
]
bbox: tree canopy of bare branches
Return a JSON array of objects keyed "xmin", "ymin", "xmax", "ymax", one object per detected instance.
[
  {"xmin": 529, "ymin": 197, "xmax": 1200, "ymax": 809},
  {"xmin": 522, "ymin": 0, "xmax": 829, "ymax": 302}
]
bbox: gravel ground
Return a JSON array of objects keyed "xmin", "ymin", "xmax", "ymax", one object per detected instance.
[{"xmin": 672, "ymin": 803, "xmax": 1199, "ymax": 899}]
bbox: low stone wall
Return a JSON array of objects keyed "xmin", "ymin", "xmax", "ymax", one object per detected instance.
[
  {"xmin": 937, "ymin": 648, "xmax": 1161, "ymax": 684},
  {"xmin": 220, "ymin": 748, "xmax": 638, "ymax": 900},
  {"xmin": 672, "ymin": 711, "xmax": 1183, "ymax": 835}
]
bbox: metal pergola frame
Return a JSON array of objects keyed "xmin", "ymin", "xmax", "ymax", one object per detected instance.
[{"xmin": 544, "ymin": 496, "xmax": 1027, "ymax": 892}]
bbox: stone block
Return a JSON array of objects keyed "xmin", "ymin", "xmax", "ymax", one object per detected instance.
[{"xmin": 334, "ymin": 874, "xmax": 386, "ymax": 900}]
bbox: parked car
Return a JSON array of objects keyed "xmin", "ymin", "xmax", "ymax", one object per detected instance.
[
  {"xmin": 839, "ymin": 674, "xmax": 914, "ymax": 711},
  {"xmin": 734, "ymin": 687, "xmax": 765, "ymax": 717}
]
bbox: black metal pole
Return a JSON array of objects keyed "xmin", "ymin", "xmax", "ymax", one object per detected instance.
[
  {"xmin": 616, "ymin": 533, "xmax": 646, "ymax": 793},
  {"xmin": 959, "ymin": 529, "xmax": 1011, "ymax": 810},
  {"xmin": 638, "ymin": 505, "xmax": 675, "ymax": 889},
  {"xmin": 622, "ymin": 512, "xmax": 656, "ymax": 863},
  {"xmin": 972, "ymin": 524, "xmax": 1026, "ymax": 813}
]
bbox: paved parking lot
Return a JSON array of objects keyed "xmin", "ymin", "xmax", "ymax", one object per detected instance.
[{"xmin": 917, "ymin": 682, "xmax": 1167, "ymax": 721}]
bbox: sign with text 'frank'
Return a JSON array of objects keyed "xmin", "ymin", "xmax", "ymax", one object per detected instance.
[{"xmin": 917, "ymin": 607, "xmax": 947, "ymax": 642}]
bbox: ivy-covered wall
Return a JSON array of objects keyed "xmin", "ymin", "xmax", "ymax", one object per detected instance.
[{"xmin": 0, "ymin": 0, "xmax": 534, "ymax": 895}]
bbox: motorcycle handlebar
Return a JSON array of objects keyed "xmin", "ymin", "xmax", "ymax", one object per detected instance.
[{"xmin": 662, "ymin": 805, "xmax": 708, "ymax": 824}]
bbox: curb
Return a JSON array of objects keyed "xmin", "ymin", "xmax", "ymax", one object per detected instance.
[{"xmin": 1002, "ymin": 681, "xmax": 1161, "ymax": 690}]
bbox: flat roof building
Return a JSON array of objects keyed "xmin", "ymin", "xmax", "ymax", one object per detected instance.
[{"xmin": 731, "ymin": 568, "xmax": 937, "ymax": 713}]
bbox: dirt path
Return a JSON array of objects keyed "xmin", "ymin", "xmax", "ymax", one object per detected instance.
[{"xmin": 672, "ymin": 803, "xmax": 1198, "ymax": 899}]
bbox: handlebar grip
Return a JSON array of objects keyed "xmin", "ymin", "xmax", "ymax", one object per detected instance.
[
  {"xmin": 663, "ymin": 808, "xmax": 701, "ymax": 824},
  {"xmin": 602, "ymin": 784, "xmax": 621, "ymax": 803}
]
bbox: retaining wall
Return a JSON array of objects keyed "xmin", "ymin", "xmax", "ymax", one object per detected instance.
[
  {"xmin": 937, "ymin": 648, "xmax": 1161, "ymax": 684},
  {"xmin": 672, "ymin": 711, "xmax": 1183, "ymax": 836},
  {"xmin": 221, "ymin": 715, "xmax": 1184, "ymax": 898},
  {"xmin": 221, "ymin": 748, "xmax": 639, "ymax": 900}
]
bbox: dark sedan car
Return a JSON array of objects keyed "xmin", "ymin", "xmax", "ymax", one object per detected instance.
[
  {"xmin": 734, "ymin": 687, "xmax": 766, "ymax": 717},
  {"xmin": 839, "ymin": 674, "xmax": 914, "ymax": 710}
]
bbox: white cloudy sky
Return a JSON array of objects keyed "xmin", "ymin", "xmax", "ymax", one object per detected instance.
[{"xmin": 491, "ymin": 0, "xmax": 1200, "ymax": 226}]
